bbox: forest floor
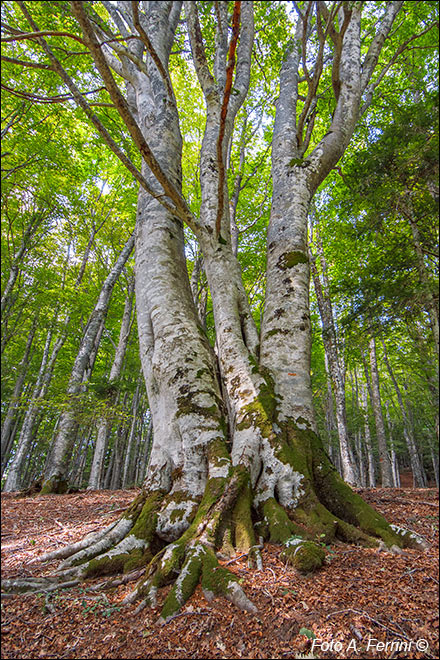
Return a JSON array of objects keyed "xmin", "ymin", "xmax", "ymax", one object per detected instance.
[{"xmin": 1, "ymin": 486, "xmax": 438, "ymax": 660}]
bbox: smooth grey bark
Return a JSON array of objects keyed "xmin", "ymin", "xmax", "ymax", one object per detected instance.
[
  {"xmin": 88, "ymin": 278, "xmax": 135, "ymax": 489},
  {"xmin": 136, "ymin": 418, "xmax": 152, "ymax": 486},
  {"xmin": 1, "ymin": 319, "xmax": 36, "ymax": 473},
  {"xmin": 385, "ymin": 400, "xmax": 400, "ymax": 488},
  {"xmin": 382, "ymin": 341, "xmax": 427, "ymax": 487},
  {"xmin": 367, "ymin": 337, "xmax": 393, "ymax": 487},
  {"xmin": 261, "ymin": 1, "xmax": 402, "ymax": 430},
  {"xmin": 309, "ymin": 222, "xmax": 359, "ymax": 485},
  {"xmin": 69, "ymin": 429, "xmax": 92, "ymax": 488},
  {"xmin": 122, "ymin": 376, "xmax": 142, "ymax": 488},
  {"xmin": 323, "ymin": 376, "xmax": 340, "ymax": 472},
  {"xmin": 42, "ymin": 232, "xmax": 135, "ymax": 490},
  {"xmin": 4, "ymin": 325, "xmax": 54, "ymax": 491},
  {"xmin": 360, "ymin": 383, "xmax": 376, "ymax": 488}
]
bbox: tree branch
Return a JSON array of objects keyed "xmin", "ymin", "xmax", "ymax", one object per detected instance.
[
  {"xmin": 215, "ymin": 1, "xmax": 242, "ymax": 237},
  {"xmin": 0, "ymin": 54, "xmax": 53, "ymax": 70},
  {"xmin": 361, "ymin": 1, "xmax": 404, "ymax": 91},
  {"xmin": 184, "ymin": 1, "xmax": 217, "ymax": 103},
  {"xmin": 70, "ymin": 1, "xmax": 198, "ymax": 232},
  {"xmin": 130, "ymin": 1, "xmax": 175, "ymax": 100},
  {"xmin": 15, "ymin": 0, "xmax": 179, "ymax": 219}
]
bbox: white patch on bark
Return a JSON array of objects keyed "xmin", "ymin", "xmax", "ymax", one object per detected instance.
[
  {"xmin": 253, "ymin": 438, "xmax": 305, "ymax": 508},
  {"xmin": 58, "ymin": 517, "xmax": 133, "ymax": 569},
  {"xmin": 97, "ymin": 533, "xmax": 147, "ymax": 560},
  {"xmin": 174, "ymin": 543, "xmax": 205, "ymax": 604},
  {"xmin": 390, "ymin": 524, "xmax": 427, "ymax": 547},
  {"xmin": 209, "ymin": 456, "xmax": 230, "ymax": 479},
  {"xmin": 156, "ymin": 500, "xmax": 198, "ymax": 542}
]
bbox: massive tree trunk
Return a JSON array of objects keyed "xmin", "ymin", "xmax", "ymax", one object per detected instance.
[{"xmin": 4, "ymin": 0, "xmax": 430, "ymax": 620}]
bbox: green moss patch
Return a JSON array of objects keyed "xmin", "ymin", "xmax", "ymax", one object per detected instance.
[
  {"xmin": 277, "ymin": 251, "xmax": 308, "ymax": 270},
  {"xmin": 281, "ymin": 539, "xmax": 325, "ymax": 573}
]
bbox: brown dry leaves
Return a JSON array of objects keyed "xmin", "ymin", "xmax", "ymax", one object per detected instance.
[{"xmin": 1, "ymin": 487, "xmax": 438, "ymax": 659}]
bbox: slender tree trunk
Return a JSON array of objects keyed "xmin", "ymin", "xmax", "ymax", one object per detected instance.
[
  {"xmin": 88, "ymin": 279, "xmax": 135, "ymax": 489},
  {"xmin": 122, "ymin": 377, "xmax": 141, "ymax": 488},
  {"xmin": 360, "ymin": 383, "xmax": 376, "ymax": 488},
  {"xmin": 382, "ymin": 341, "xmax": 427, "ymax": 487},
  {"xmin": 367, "ymin": 338, "xmax": 393, "ymax": 487},
  {"xmin": 41, "ymin": 233, "xmax": 135, "ymax": 493},
  {"xmin": 309, "ymin": 229, "xmax": 359, "ymax": 484},
  {"xmin": 385, "ymin": 401, "xmax": 400, "ymax": 488},
  {"xmin": 136, "ymin": 418, "xmax": 152, "ymax": 486},
  {"xmin": 4, "ymin": 326, "xmax": 54, "ymax": 491},
  {"xmin": 1, "ymin": 319, "xmax": 36, "ymax": 472}
]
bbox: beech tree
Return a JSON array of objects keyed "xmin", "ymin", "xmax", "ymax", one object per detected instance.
[{"xmin": 1, "ymin": 1, "xmax": 437, "ymax": 619}]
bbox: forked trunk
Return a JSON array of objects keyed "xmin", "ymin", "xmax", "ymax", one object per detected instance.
[{"xmin": 3, "ymin": 0, "xmax": 429, "ymax": 624}]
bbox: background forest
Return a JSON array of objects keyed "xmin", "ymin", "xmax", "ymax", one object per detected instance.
[{"xmin": 1, "ymin": 0, "xmax": 438, "ymax": 494}]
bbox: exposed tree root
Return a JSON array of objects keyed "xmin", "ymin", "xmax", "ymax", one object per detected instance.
[{"xmin": 1, "ymin": 438, "xmax": 429, "ymax": 621}]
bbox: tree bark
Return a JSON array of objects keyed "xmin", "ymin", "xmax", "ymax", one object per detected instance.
[
  {"xmin": 41, "ymin": 233, "xmax": 135, "ymax": 493},
  {"xmin": 1, "ymin": 319, "xmax": 36, "ymax": 473},
  {"xmin": 367, "ymin": 337, "xmax": 393, "ymax": 487},
  {"xmin": 382, "ymin": 341, "xmax": 427, "ymax": 487},
  {"xmin": 309, "ymin": 221, "xmax": 359, "ymax": 485},
  {"xmin": 5, "ymin": 0, "xmax": 428, "ymax": 620},
  {"xmin": 88, "ymin": 278, "xmax": 135, "ymax": 489}
]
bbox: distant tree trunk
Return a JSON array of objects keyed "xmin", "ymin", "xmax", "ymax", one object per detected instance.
[
  {"xmin": 309, "ymin": 224, "xmax": 359, "ymax": 485},
  {"xmin": 1, "ymin": 207, "xmax": 47, "ymax": 318},
  {"xmin": 367, "ymin": 338, "xmax": 393, "ymax": 487},
  {"xmin": 41, "ymin": 233, "xmax": 134, "ymax": 493},
  {"xmin": 3, "ymin": 325, "xmax": 54, "ymax": 491},
  {"xmin": 428, "ymin": 439, "xmax": 439, "ymax": 487},
  {"xmin": 109, "ymin": 400, "xmax": 129, "ymax": 491},
  {"xmin": 382, "ymin": 341, "xmax": 427, "ymax": 487},
  {"xmin": 122, "ymin": 377, "xmax": 142, "ymax": 488},
  {"xmin": 385, "ymin": 401, "xmax": 400, "ymax": 488},
  {"xmin": 1, "ymin": 319, "xmax": 36, "ymax": 473},
  {"xmin": 360, "ymin": 383, "xmax": 376, "ymax": 488},
  {"xmin": 88, "ymin": 278, "xmax": 135, "ymax": 489},
  {"xmin": 136, "ymin": 418, "xmax": 152, "ymax": 486},
  {"xmin": 323, "ymin": 374, "xmax": 339, "ymax": 469}
]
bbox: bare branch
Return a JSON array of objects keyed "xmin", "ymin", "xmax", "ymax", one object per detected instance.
[
  {"xmin": 184, "ymin": 1, "xmax": 217, "ymax": 102},
  {"xmin": 1, "ymin": 29, "xmax": 86, "ymax": 45},
  {"xmin": 14, "ymin": 0, "xmax": 179, "ymax": 220},
  {"xmin": 215, "ymin": 1, "xmax": 242, "ymax": 237},
  {"xmin": 70, "ymin": 1, "xmax": 198, "ymax": 232},
  {"xmin": 361, "ymin": 21, "xmax": 438, "ymax": 114},
  {"xmin": 131, "ymin": 1, "xmax": 175, "ymax": 100},
  {"xmin": 228, "ymin": 0, "xmax": 254, "ymax": 119},
  {"xmin": 361, "ymin": 1, "xmax": 403, "ymax": 90},
  {"xmin": 0, "ymin": 54, "xmax": 53, "ymax": 70}
]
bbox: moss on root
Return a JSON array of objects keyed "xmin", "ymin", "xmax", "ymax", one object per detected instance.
[
  {"xmin": 159, "ymin": 544, "xmax": 204, "ymax": 621},
  {"xmin": 233, "ymin": 474, "xmax": 255, "ymax": 553},
  {"xmin": 259, "ymin": 498, "xmax": 306, "ymax": 544},
  {"xmin": 84, "ymin": 547, "xmax": 149, "ymax": 578},
  {"xmin": 311, "ymin": 440, "xmax": 405, "ymax": 547},
  {"xmin": 40, "ymin": 475, "xmax": 69, "ymax": 495},
  {"xmin": 281, "ymin": 539, "xmax": 325, "ymax": 573},
  {"xmin": 129, "ymin": 491, "xmax": 164, "ymax": 540}
]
